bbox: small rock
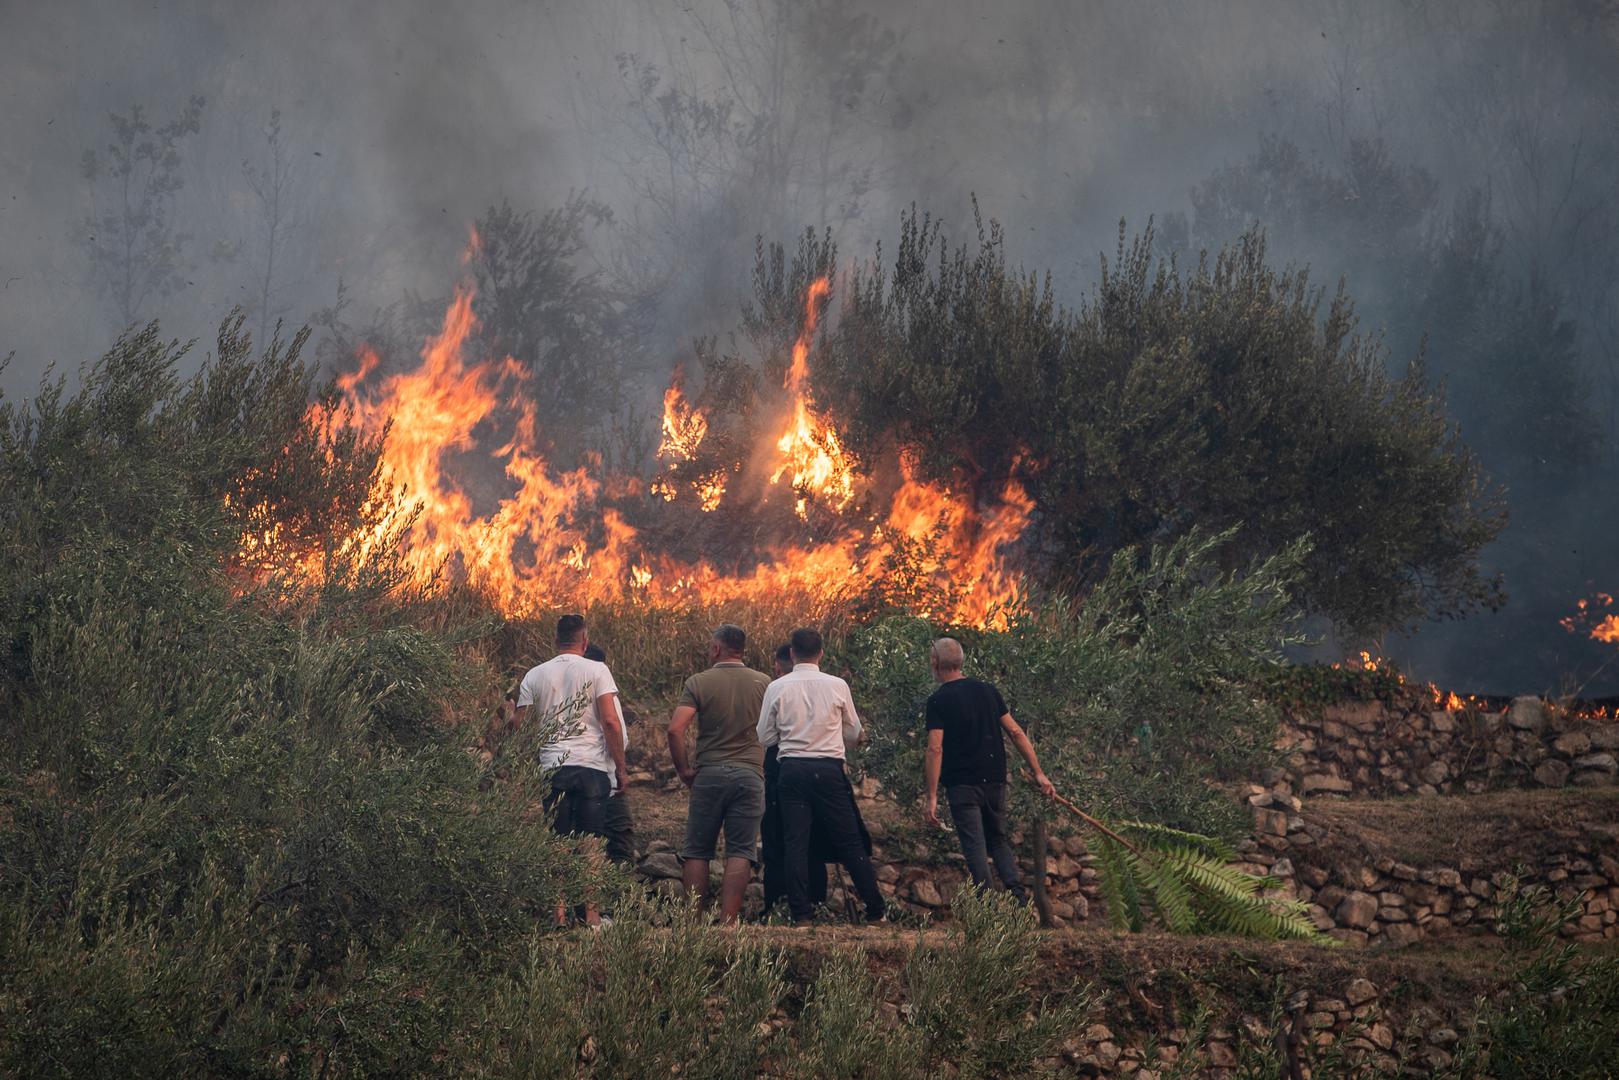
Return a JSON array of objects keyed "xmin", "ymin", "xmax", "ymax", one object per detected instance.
[
  {"xmin": 1554, "ymin": 732, "xmax": 1593, "ymax": 756},
  {"xmin": 1254, "ymin": 807, "xmax": 1290, "ymax": 836},
  {"xmin": 1508, "ymin": 696, "xmax": 1546, "ymax": 732},
  {"xmin": 1346, "ymin": 978, "xmax": 1377, "ymax": 1006},
  {"xmin": 1369, "ymin": 1023, "xmax": 1395, "ymax": 1051},
  {"xmin": 1429, "ymin": 710, "xmax": 1457, "ymax": 733},
  {"xmin": 1574, "ymin": 752, "xmax": 1617, "ymax": 774},
  {"xmin": 1336, "ymin": 891, "xmax": 1379, "ymax": 929},
  {"xmin": 1588, "ymin": 724, "xmax": 1619, "ymax": 751},
  {"xmin": 1301, "ymin": 773, "xmax": 1355, "ymax": 795},
  {"xmin": 910, "ymin": 878, "xmax": 943, "ymax": 906},
  {"xmin": 1534, "ymin": 759, "xmax": 1572, "ymax": 787},
  {"xmin": 1383, "ymin": 922, "xmax": 1422, "ymax": 945},
  {"xmin": 1420, "ymin": 761, "xmax": 1450, "ymax": 785},
  {"xmin": 638, "ymin": 852, "xmax": 683, "ymax": 880}
]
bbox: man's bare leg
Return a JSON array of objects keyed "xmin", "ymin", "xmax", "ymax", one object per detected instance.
[
  {"xmin": 718, "ymin": 856, "xmax": 752, "ymax": 923},
  {"xmin": 682, "ymin": 858, "xmax": 712, "ymax": 910}
]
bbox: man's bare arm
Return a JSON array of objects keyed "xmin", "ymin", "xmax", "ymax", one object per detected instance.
[
  {"xmin": 923, "ymin": 728, "xmax": 945, "ymax": 827},
  {"xmin": 667, "ymin": 704, "xmax": 698, "ymax": 786},
  {"xmin": 1001, "ymin": 713, "xmax": 1055, "ymax": 796},
  {"xmin": 597, "ymin": 692, "xmax": 628, "ymax": 792}
]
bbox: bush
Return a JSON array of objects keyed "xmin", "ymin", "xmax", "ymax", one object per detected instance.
[
  {"xmin": 903, "ymin": 890, "xmax": 1092, "ymax": 1076},
  {"xmin": 0, "ymin": 317, "xmax": 592, "ymax": 1076},
  {"xmin": 853, "ymin": 528, "xmax": 1305, "ymax": 840},
  {"xmin": 811, "ymin": 207, "xmax": 1504, "ymax": 639}
]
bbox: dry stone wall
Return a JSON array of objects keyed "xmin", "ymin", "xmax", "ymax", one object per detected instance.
[
  {"xmin": 1239, "ymin": 788, "xmax": 1619, "ymax": 945},
  {"xmin": 1278, "ymin": 694, "xmax": 1619, "ymax": 798}
]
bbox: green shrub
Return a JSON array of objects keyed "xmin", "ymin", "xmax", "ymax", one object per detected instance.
[
  {"xmin": 902, "ymin": 890, "xmax": 1092, "ymax": 1076},
  {"xmin": 853, "ymin": 528, "xmax": 1304, "ymax": 841}
]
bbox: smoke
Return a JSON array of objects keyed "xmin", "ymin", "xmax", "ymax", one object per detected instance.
[{"xmin": 2, "ymin": 0, "xmax": 1616, "ymax": 692}]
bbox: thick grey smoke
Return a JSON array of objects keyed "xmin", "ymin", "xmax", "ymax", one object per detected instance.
[{"xmin": 3, "ymin": 0, "xmax": 1616, "ymax": 693}]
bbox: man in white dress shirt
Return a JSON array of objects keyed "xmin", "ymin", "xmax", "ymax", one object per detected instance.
[{"xmin": 756, "ymin": 627, "xmax": 886, "ymax": 924}]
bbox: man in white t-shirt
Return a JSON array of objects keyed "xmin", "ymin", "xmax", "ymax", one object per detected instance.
[{"xmin": 514, "ymin": 614, "xmax": 628, "ymax": 926}]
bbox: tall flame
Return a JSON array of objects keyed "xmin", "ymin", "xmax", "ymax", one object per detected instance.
[
  {"xmin": 769, "ymin": 276, "xmax": 856, "ymax": 518},
  {"xmin": 249, "ymin": 262, "xmax": 1033, "ymax": 628}
]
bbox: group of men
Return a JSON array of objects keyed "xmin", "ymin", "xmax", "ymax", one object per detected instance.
[{"xmin": 511, "ymin": 614, "xmax": 1056, "ymax": 926}]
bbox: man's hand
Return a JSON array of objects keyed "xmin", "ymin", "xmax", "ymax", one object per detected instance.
[
  {"xmin": 1032, "ymin": 770, "xmax": 1056, "ymax": 798},
  {"xmin": 923, "ymin": 795, "xmax": 942, "ymax": 828},
  {"xmin": 677, "ymin": 764, "xmax": 697, "ymax": 787},
  {"xmin": 616, "ymin": 764, "xmax": 630, "ymax": 794}
]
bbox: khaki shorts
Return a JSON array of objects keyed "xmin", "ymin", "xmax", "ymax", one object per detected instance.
[{"xmin": 681, "ymin": 764, "xmax": 765, "ymax": 864}]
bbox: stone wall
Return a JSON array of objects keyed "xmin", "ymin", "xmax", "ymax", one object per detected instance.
[
  {"xmin": 1240, "ymin": 788, "xmax": 1619, "ymax": 945},
  {"xmin": 1277, "ymin": 694, "xmax": 1619, "ymax": 798},
  {"xmin": 1068, "ymin": 975, "xmax": 1468, "ymax": 1076}
]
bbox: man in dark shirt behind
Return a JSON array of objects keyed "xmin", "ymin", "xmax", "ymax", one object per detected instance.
[{"xmin": 922, "ymin": 637, "xmax": 1056, "ymax": 902}]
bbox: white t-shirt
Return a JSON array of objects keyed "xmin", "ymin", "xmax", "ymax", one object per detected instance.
[{"xmin": 516, "ymin": 653, "xmax": 620, "ymax": 775}]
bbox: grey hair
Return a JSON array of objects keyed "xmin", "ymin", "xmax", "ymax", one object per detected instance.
[{"xmin": 930, "ymin": 637, "xmax": 965, "ymax": 671}]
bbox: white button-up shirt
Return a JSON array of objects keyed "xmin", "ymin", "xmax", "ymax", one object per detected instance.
[{"xmin": 757, "ymin": 662, "xmax": 863, "ymax": 761}]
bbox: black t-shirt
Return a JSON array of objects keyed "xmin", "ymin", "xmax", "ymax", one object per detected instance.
[{"xmin": 925, "ymin": 677, "xmax": 1009, "ymax": 786}]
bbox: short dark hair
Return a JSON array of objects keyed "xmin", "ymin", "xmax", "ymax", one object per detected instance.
[
  {"xmin": 713, "ymin": 623, "xmax": 746, "ymax": 655},
  {"xmin": 774, "ymin": 643, "xmax": 794, "ymax": 667},
  {"xmin": 583, "ymin": 643, "xmax": 606, "ymax": 662},
  {"xmin": 556, "ymin": 613, "xmax": 587, "ymax": 647},
  {"xmin": 789, "ymin": 627, "xmax": 823, "ymax": 661}
]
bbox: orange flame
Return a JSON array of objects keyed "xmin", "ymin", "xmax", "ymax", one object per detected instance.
[
  {"xmin": 770, "ymin": 276, "xmax": 856, "ymax": 519},
  {"xmin": 658, "ymin": 366, "xmax": 708, "ymax": 462},
  {"xmin": 247, "ymin": 260, "xmax": 1033, "ymax": 629},
  {"xmin": 1561, "ymin": 593, "xmax": 1619, "ymax": 644}
]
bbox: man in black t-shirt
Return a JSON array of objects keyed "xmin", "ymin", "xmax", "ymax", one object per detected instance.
[{"xmin": 922, "ymin": 637, "xmax": 1056, "ymax": 902}]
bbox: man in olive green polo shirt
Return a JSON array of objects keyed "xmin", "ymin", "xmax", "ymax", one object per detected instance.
[{"xmin": 667, "ymin": 623, "xmax": 771, "ymax": 922}]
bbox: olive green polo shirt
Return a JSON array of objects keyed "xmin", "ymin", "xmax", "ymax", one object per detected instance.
[{"xmin": 678, "ymin": 661, "xmax": 770, "ymax": 774}]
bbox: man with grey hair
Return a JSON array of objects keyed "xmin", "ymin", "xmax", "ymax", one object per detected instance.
[
  {"xmin": 667, "ymin": 623, "xmax": 771, "ymax": 922},
  {"xmin": 922, "ymin": 636, "xmax": 1055, "ymax": 903}
]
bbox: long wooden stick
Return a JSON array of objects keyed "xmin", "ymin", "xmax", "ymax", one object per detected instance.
[{"xmin": 1022, "ymin": 770, "xmax": 1144, "ymax": 856}]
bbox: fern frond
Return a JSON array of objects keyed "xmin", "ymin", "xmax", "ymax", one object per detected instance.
[{"xmin": 1114, "ymin": 821, "xmax": 1237, "ymax": 863}]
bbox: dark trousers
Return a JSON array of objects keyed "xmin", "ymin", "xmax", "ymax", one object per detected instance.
[
  {"xmin": 946, "ymin": 782, "xmax": 1026, "ymax": 901},
  {"xmin": 604, "ymin": 790, "xmax": 635, "ymax": 867},
  {"xmin": 779, "ymin": 756, "xmax": 885, "ymax": 923},
  {"xmin": 762, "ymin": 747, "xmax": 825, "ymax": 911}
]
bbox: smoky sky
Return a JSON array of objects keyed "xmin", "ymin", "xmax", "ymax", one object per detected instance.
[{"xmin": 3, "ymin": 0, "xmax": 1617, "ymax": 694}]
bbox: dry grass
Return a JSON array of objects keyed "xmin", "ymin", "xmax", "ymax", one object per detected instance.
[{"xmin": 1306, "ymin": 786, "xmax": 1619, "ymax": 870}]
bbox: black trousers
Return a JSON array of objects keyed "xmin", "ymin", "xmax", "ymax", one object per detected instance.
[
  {"xmin": 762, "ymin": 746, "xmax": 825, "ymax": 911},
  {"xmin": 603, "ymin": 789, "xmax": 635, "ymax": 867},
  {"xmin": 946, "ymin": 782, "xmax": 1026, "ymax": 902},
  {"xmin": 778, "ymin": 756, "xmax": 885, "ymax": 923}
]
